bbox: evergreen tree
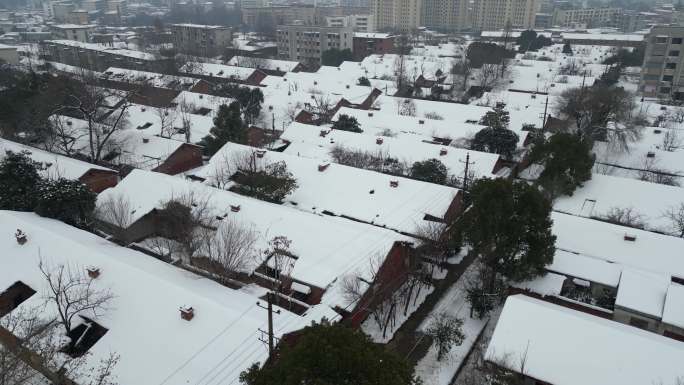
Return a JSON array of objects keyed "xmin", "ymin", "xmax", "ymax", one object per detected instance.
[
  {"xmin": 410, "ymin": 158, "xmax": 448, "ymax": 184},
  {"xmin": 0, "ymin": 150, "xmax": 42, "ymax": 211},
  {"xmin": 358, "ymin": 76, "xmax": 371, "ymax": 86},
  {"xmin": 562, "ymin": 43, "xmax": 573, "ymax": 55},
  {"xmin": 236, "ymin": 161, "xmax": 298, "ymax": 203},
  {"xmin": 529, "ymin": 133, "xmax": 595, "ymax": 198},
  {"xmin": 332, "ymin": 114, "xmax": 363, "ymax": 133},
  {"xmin": 471, "ymin": 104, "xmax": 519, "ymax": 158},
  {"xmin": 239, "ymin": 321, "xmax": 420, "ymax": 385},
  {"xmin": 35, "ymin": 178, "xmax": 96, "ymax": 228},
  {"xmin": 321, "ymin": 48, "xmax": 353, "ymax": 66},
  {"xmin": 200, "ymin": 102, "xmax": 246, "ymax": 156},
  {"xmin": 462, "ymin": 178, "xmax": 556, "ymax": 286}
]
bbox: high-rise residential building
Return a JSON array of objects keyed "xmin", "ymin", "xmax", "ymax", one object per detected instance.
[
  {"xmin": 640, "ymin": 26, "xmax": 684, "ymax": 100},
  {"xmin": 421, "ymin": 0, "xmax": 468, "ymax": 31},
  {"xmin": 171, "ymin": 24, "xmax": 233, "ymax": 57},
  {"xmin": 472, "ymin": 0, "xmax": 538, "ymax": 31},
  {"xmin": 371, "ymin": 0, "xmax": 422, "ymax": 31},
  {"xmin": 552, "ymin": 7, "xmax": 621, "ymax": 28},
  {"xmin": 326, "ymin": 14, "xmax": 375, "ymax": 32},
  {"xmin": 276, "ymin": 25, "xmax": 354, "ymax": 67}
]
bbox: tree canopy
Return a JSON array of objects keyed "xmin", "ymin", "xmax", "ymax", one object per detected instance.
[
  {"xmin": 410, "ymin": 158, "xmax": 448, "ymax": 184},
  {"xmin": 530, "ymin": 133, "xmax": 595, "ymax": 198},
  {"xmin": 462, "ymin": 178, "xmax": 556, "ymax": 284},
  {"xmin": 0, "ymin": 150, "xmax": 42, "ymax": 211},
  {"xmin": 321, "ymin": 48, "xmax": 353, "ymax": 67},
  {"xmin": 35, "ymin": 178, "xmax": 96, "ymax": 228},
  {"xmin": 516, "ymin": 30, "xmax": 553, "ymax": 52},
  {"xmin": 471, "ymin": 104, "xmax": 518, "ymax": 159},
  {"xmin": 200, "ymin": 102, "xmax": 247, "ymax": 156},
  {"xmin": 235, "ymin": 161, "xmax": 298, "ymax": 203},
  {"xmin": 332, "ymin": 114, "xmax": 363, "ymax": 133},
  {"xmin": 239, "ymin": 321, "xmax": 420, "ymax": 385},
  {"xmin": 466, "ymin": 42, "xmax": 515, "ymax": 69}
]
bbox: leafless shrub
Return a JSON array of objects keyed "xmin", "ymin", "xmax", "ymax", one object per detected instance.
[
  {"xmin": 663, "ymin": 203, "xmax": 684, "ymax": 238},
  {"xmin": 600, "ymin": 206, "xmax": 646, "ymax": 229},
  {"xmin": 199, "ymin": 218, "xmax": 258, "ymax": 279},
  {"xmin": 96, "ymin": 193, "xmax": 134, "ymax": 240},
  {"xmin": 637, "ymin": 158, "xmax": 681, "ymax": 187},
  {"xmin": 662, "ymin": 129, "xmax": 682, "ymax": 152},
  {"xmin": 424, "ymin": 111, "xmax": 444, "ymax": 120}
]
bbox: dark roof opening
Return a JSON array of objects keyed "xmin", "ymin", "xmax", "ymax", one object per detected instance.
[
  {"xmin": 62, "ymin": 316, "xmax": 109, "ymax": 358},
  {"xmin": 0, "ymin": 281, "xmax": 36, "ymax": 318}
]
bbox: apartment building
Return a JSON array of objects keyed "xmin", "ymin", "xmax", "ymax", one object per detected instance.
[
  {"xmin": 50, "ymin": 24, "xmax": 96, "ymax": 42},
  {"xmin": 277, "ymin": 25, "xmax": 353, "ymax": 67},
  {"xmin": 371, "ymin": 0, "xmax": 422, "ymax": 31},
  {"xmin": 421, "ymin": 0, "xmax": 468, "ymax": 32},
  {"xmin": 242, "ymin": 6, "xmax": 370, "ymax": 30},
  {"xmin": 326, "ymin": 14, "xmax": 375, "ymax": 32},
  {"xmin": 472, "ymin": 0, "xmax": 539, "ymax": 30},
  {"xmin": 640, "ymin": 26, "xmax": 684, "ymax": 101},
  {"xmin": 171, "ymin": 24, "xmax": 232, "ymax": 57},
  {"xmin": 552, "ymin": 7, "xmax": 621, "ymax": 28}
]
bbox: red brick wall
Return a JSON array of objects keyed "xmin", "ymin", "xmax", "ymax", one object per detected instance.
[
  {"xmin": 348, "ymin": 242, "xmax": 413, "ymax": 327},
  {"xmin": 247, "ymin": 70, "xmax": 267, "ymax": 85},
  {"xmin": 152, "ymin": 144, "xmax": 203, "ymax": 175},
  {"xmin": 444, "ymin": 190, "xmax": 464, "ymax": 223},
  {"xmin": 80, "ymin": 169, "xmax": 118, "ymax": 193},
  {"xmin": 353, "ymin": 37, "xmax": 395, "ymax": 61}
]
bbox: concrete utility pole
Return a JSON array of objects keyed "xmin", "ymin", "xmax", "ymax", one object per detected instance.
[
  {"xmin": 460, "ymin": 153, "xmax": 475, "ymax": 192},
  {"xmin": 257, "ymin": 292, "xmax": 281, "ymax": 359}
]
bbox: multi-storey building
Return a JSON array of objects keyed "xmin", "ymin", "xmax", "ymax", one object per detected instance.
[
  {"xmin": 171, "ymin": 24, "xmax": 232, "ymax": 58},
  {"xmin": 472, "ymin": 0, "xmax": 538, "ymax": 30},
  {"xmin": 371, "ymin": 0, "xmax": 422, "ymax": 31},
  {"xmin": 242, "ymin": 5, "xmax": 370, "ymax": 30},
  {"xmin": 50, "ymin": 24, "xmax": 95, "ymax": 42},
  {"xmin": 326, "ymin": 14, "xmax": 375, "ymax": 32},
  {"xmin": 39, "ymin": 40, "xmax": 172, "ymax": 72},
  {"xmin": 352, "ymin": 32, "xmax": 394, "ymax": 60},
  {"xmin": 552, "ymin": 7, "xmax": 621, "ymax": 28},
  {"xmin": 277, "ymin": 25, "xmax": 354, "ymax": 67},
  {"xmin": 640, "ymin": 26, "xmax": 684, "ymax": 100},
  {"xmin": 421, "ymin": 0, "xmax": 468, "ymax": 31}
]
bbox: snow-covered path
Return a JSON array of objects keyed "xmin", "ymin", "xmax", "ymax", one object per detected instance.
[{"xmin": 414, "ymin": 262, "xmax": 489, "ymax": 385}]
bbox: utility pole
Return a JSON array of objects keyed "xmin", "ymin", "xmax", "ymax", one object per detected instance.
[
  {"xmin": 257, "ymin": 291, "xmax": 281, "ymax": 359},
  {"xmin": 542, "ymin": 95, "xmax": 549, "ymax": 132},
  {"xmin": 459, "ymin": 153, "xmax": 475, "ymax": 192}
]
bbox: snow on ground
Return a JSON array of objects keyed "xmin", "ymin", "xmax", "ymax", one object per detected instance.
[
  {"xmin": 414, "ymin": 262, "xmax": 488, "ymax": 385},
  {"xmin": 362, "ymin": 282, "xmax": 435, "ymax": 343}
]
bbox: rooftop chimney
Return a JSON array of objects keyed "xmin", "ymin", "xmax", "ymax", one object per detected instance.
[
  {"xmin": 320, "ymin": 129, "xmax": 328, "ymax": 137},
  {"xmin": 376, "ymin": 137, "xmax": 384, "ymax": 145},
  {"xmin": 230, "ymin": 204, "xmax": 241, "ymax": 212},
  {"xmin": 624, "ymin": 233, "xmax": 637, "ymax": 242},
  {"xmin": 256, "ymin": 150, "xmax": 267, "ymax": 158},
  {"xmin": 318, "ymin": 162, "xmax": 330, "ymax": 172},
  {"xmin": 368, "ymin": 112, "xmax": 374, "ymax": 117},
  {"xmin": 86, "ymin": 267, "xmax": 100, "ymax": 279},
  {"xmin": 15, "ymin": 229, "xmax": 27, "ymax": 245},
  {"xmin": 439, "ymin": 148, "xmax": 448, "ymax": 156},
  {"xmin": 180, "ymin": 306, "xmax": 194, "ymax": 321},
  {"xmin": 389, "ymin": 180, "xmax": 399, "ymax": 188}
]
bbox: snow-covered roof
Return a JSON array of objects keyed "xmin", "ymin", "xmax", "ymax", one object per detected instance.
[
  {"xmin": 98, "ymin": 170, "xmax": 412, "ymax": 291},
  {"xmin": 486, "ymin": 295, "xmax": 684, "ymax": 385},
  {"xmin": 0, "ymin": 138, "xmax": 114, "ymax": 180},
  {"xmin": 261, "ymin": 71, "xmax": 377, "ymax": 105},
  {"xmin": 354, "ymin": 32, "xmax": 392, "ymax": 39},
  {"xmin": 171, "ymin": 23, "xmax": 228, "ymax": 29},
  {"xmin": 45, "ymin": 40, "xmax": 156, "ymax": 61},
  {"xmin": 553, "ymin": 174, "xmax": 684, "ymax": 234},
  {"xmin": 227, "ymin": 56, "xmax": 300, "ymax": 72},
  {"xmin": 663, "ymin": 283, "xmax": 684, "ymax": 329},
  {"xmin": 280, "ymin": 121, "xmax": 502, "ymax": 180},
  {"xmin": 51, "ymin": 23, "xmax": 96, "ymax": 29},
  {"xmin": 511, "ymin": 272, "xmax": 566, "ymax": 297},
  {"xmin": 123, "ymin": 103, "xmax": 214, "ymax": 144},
  {"xmin": 197, "ymin": 142, "xmax": 460, "ymax": 236},
  {"xmin": 548, "ymin": 249, "xmax": 622, "ymax": 288},
  {"xmin": 171, "ymin": 91, "xmax": 236, "ymax": 118},
  {"xmin": 0, "ymin": 210, "xmax": 333, "ymax": 385},
  {"xmin": 332, "ymin": 106, "xmax": 485, "ymax": 145},
  {"xmin": 615, "ymin": 269, "xmax": 671, "ymax": 318},
  {"xmin": 179, "ymin": 62, "xmax": 260, "ymax": 82},
  {"xmin": 551, "ymin": 212, "xmax": 684, "ymax": 281},
  {"xmin": 561, "ymin": 32, "xmax": 644, "ymax": 42},
  {"xmin": 101, "ymin": 67, "xmax": 200, "ymax": 90}
]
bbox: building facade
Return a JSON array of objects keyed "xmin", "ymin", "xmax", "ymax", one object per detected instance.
[
  {"xmin": 352, "ymin": 32, "xmax": 394, "ymax": 60},
  {"xmin": 472, "ymin": 0, "xmax": 539, "ymax": 31},
  {"xmin": 640, "ymin": 26, "xmax": 684, "ymax": 101},
  {"xmin": 171, "ymin": 24, "xmax": 232, "ymax": 58},
  {"xmin": 552, "ymin": 7, "xmax": 621, "ymax": 28},
  {"xmin": 50, "ymin": 24, "xmax": 96, "ymax": 42},
  {"xmin": 371, "ymin": 0, "xmax": 422, "ymax": 31},
  {"xmin": 326, "ymin": 14, "xmax": 375, "ymax": 32},
  {"xmin": 420, "ymin": 0, "xmax": 468, "ymax": 32},
  {"xmin": 277, "ymin": 25, "xmax": 354, "ymax": 67}
]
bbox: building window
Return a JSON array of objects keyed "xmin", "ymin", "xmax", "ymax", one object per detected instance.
[
  {"xmin": 666, "ymin": 62, "xmax": 677, "ymax": 69},
  {"xmin": 663, "ymin": 75, "xmax": 674, "ymax": 82},
  {"xmin": 661, "ymin": 86, "xmax": 672, "ymax": 94},
  {"xmin": 656, "ymin": 36, "xmax": 667, "ymax": 44},
  {"xmin": 673, "ymin": 38, "xmax": 683, "ymax": 45},
  {"xmin": 669, "ymin": 50, "xmax": 680, "ymax": 57}
]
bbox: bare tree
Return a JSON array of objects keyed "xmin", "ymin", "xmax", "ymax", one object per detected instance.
[
  {"xmin": 309, "ymin": 95, "xmax": 336, "ymax": 124},
  {"xmin": 663, "ymin": 203, "xmax": 684, "ymax": 238},
  {"xmin": 394, "ymin": 34, "xmax": 410, "ymax": 95},
  {"xmin": 477, "ymin": 63, "xmax": 499, "ymax": 89},
  {"xmin": 38, "ymin": 260, "xmax": 114, "ymax": 336},
  {"xmin": 662, "ymin": 129, "xmax": 682, "ymax": 152},
  {"xmin": 96, "ymin": 193, "xmax": 134, "ymax": 240},
  {"xmin": 58, "ymin": 73, "xmax": 134, "ymax": 163},
  {"xmin": 637, "ymin": 158, "xmax": 681, "ymax": 187},
  {"xmin": 600, "ymin": 206, "xmax": 646, "ymax": 229},
  {"xmin": 397, "ymin": 98, "xmax": 417, "ymax": 117},
  {"xmin": 200, "ymin": 218, "xmax": 258, "ymax": 279},
  {"xmin": 177, "ymin": 97, "xmax": 195, "ymax": 143},
  {"xmin": 156, "ymin": 105, "xmax": 176, "ymax": 138},
  {"xmin": 45, "ymin": 115, "xmax": 86, "ymax": 156}
]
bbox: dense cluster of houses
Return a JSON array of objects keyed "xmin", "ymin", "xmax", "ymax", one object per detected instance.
[{"xmin": 2, "ymin": 31, "xmax": 684, "ymax": 385}]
